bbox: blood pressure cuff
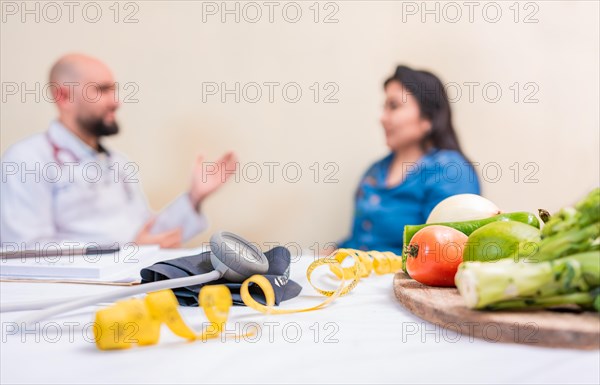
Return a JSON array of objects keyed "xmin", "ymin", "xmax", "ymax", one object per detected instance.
[{"xmin": 140, "ymin": 246, "xmax": 302, "ymax": 307}]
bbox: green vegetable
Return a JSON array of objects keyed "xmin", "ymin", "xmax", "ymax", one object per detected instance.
[
  {"xmin": 528, "ymin": 189, "xmax": 600, "ymax": 262},
  {"xmin": 541, "ymin": 188, "xmax": 600, "ymax": 238},
  {"xmin": 529, "ymin": 222, "xmax": 600, "ymax": 262},
  {"xmin": 462, "ymin": 221, "xmax": 541, "ymax": 262},
  {"xmin": 455, "ymin": 251, "xmax": 600, "ymax": 309},
  {"xmin": 483, "ymin": 291, "xmax": 598, "ymax": 311},
  {"xmin": 454, "ymin": 188, "xmax": 600, "ymax": 312},
  {"xmin": 403, "ymin": 212, "xmax": 540, "ymax": 248}
]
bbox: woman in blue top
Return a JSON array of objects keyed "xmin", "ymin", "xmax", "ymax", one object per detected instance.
[{"xmin": 338, "ymin": 65, "xmax": 480, "ymax": 255}]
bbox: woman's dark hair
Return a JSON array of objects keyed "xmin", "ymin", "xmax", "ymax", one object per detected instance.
[{"xmin": 384, "ymin": 65, "xmax": 464, "ymax": 155}]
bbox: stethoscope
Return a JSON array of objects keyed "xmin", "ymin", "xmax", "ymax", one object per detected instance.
[
  {"xmin": 45, "ymin": 132, "xmax": 133, "ymax": 200},
  {"xmin": 2, "ymin": 232, "xmax": 270, "ymax": 325},
  {"xmin": 46, "ymin": 132, "xmax": 80, "ymax": 165}
]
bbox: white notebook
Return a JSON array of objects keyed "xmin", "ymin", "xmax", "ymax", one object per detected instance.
[{"xmin": 0, "ymin": 245, "xmax": 162, "ymax": 283}]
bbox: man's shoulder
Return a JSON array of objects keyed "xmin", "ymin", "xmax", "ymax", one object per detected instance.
[{"xmin": 1, "ymin": 132, "xmax": 51, "ymax": 163}]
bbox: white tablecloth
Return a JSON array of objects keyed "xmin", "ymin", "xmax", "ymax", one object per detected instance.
[{"xmin": 1, "ymin": 249, "xmax": 599, "ymax": 384}]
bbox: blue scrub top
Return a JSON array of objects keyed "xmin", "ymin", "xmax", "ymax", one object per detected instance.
[{"xmin": 338, "ymin": 148, "xmax": 480, "ymax": 255}]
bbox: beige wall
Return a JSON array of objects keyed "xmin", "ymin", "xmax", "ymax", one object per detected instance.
[{"xmin": 1, "ymin": 1, "xmax": 599, "ymax": 249}]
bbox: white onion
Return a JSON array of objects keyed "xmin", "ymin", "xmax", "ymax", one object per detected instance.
[{"xmin": 426, "ymin": 194, "xmax": 501, "ymax": 224}]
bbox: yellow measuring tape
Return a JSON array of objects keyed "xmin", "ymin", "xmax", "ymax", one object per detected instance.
[{"xmin": 93, "ymin": 249, "xmax": 402, "ymax": 350}]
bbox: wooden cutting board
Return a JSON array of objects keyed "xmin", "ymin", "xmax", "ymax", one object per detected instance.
[{"xmin": 393, "ymin": 272, "xmax": 600, "ymax": 350}]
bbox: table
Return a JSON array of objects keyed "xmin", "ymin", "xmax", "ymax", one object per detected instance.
[{"xmin": 1, "ymin": 248, "xmax": 599, "ymax": 384}]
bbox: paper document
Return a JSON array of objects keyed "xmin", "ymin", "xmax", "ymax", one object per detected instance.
[{"xmin": 0, "ymin": 245, "xmax": 162, "ymax": 283}]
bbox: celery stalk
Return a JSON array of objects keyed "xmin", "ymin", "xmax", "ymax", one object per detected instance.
[{"xmin": 455, "ymin": 251, "xmax": 599, "ymax": 309}]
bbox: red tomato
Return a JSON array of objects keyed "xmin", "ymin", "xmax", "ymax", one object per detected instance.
[{"xmin": 405, "ymin": 225, "xmax": 467, "ymax": 287}]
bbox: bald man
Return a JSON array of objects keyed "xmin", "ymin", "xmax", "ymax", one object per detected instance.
[{"xmin": 0, "ymin": 54, "xmax": 237, "ymax": 249}]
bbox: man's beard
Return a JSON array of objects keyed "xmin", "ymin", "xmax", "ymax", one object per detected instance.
[{"xmin": 77, "ymin": 115, "xmax": 120, "ymax": 137}]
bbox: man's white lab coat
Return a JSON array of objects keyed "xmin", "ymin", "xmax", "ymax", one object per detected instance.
[{"xmin": 0, "ymin": 121, "xmax": 207, "ymax": 248}]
